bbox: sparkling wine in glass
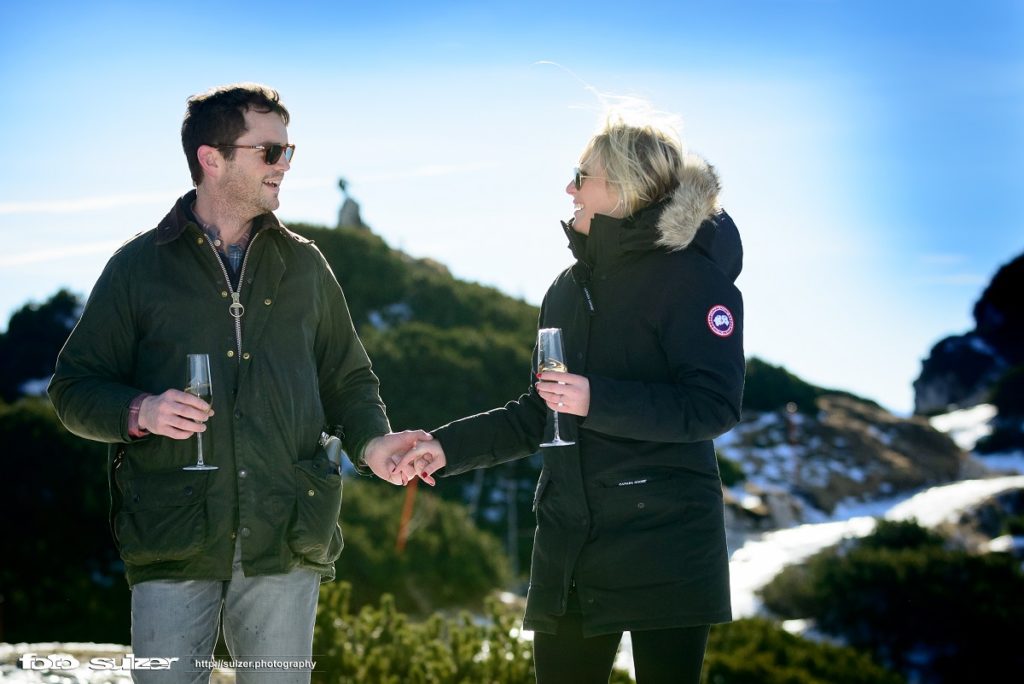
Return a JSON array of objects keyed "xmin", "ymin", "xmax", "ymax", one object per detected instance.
[
  {"xmin": 183, "ymin": 353, "xmax": 217, "ymax": 471},
  {"xmin": 537, "ymin": 328, "xmax": 575, "ymax": 447}
]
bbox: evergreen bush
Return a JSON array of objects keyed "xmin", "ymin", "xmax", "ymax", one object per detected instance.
[
  {"xmin": 758, "ymin": 520, "xmax": 1024, "ymax": 682},
  {"xmin": 704, "ymin": 618, "xmax": 904, "ymax": 684}
]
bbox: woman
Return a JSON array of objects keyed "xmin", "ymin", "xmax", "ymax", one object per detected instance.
[{"xmin": 398, "ymin": 113, "xmax": 745, "ymax": 683}]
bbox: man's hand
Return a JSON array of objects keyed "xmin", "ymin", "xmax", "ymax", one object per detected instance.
[
  {"xmin": 536, "ymin": 371, "xmax": 590, "ymax": 416},
  {"xmin": 363, "ymin": 430, "xmax": 433, "ymax": 485},
  {"xmin": 394, "ymin": 440, "xmax": 447, "ymax": 487},
  {"xmin": 138, "ymin": 389, "xmax": 214, "ymax": 439}
]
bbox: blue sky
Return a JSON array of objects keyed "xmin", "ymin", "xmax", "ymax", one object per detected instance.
[{"xmin": 1, "ymin": 0, "xmax": 1021, "ymax": 415}]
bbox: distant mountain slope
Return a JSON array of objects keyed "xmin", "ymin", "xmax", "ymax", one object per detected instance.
[{"xmin": 913, "ymin": 250, "xmax": 1024, "ymax": 452}]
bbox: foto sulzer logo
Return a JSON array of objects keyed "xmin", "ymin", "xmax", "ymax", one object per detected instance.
[{"xmin": 20, "ymin": 652, "xmax": 178, "ymax": 671}]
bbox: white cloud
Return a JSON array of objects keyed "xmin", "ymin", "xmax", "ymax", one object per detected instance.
[
  {"xmin": 0, "ymin": 240, "xmax": 125, "ymax": 267},
  {"xmin": 916, "ymin": 273, "xmax": 989, "ymax": 286},
  {"xmin": 359, "ymin": 162, "xmax": 498, "ymax": 184},
  {"xmin": 919, "ymin": 253, "xmax": 967, "ymax": 265},
  {"xmin": 0, "ymin": 191, "xmax": 176, "ymax": 215}
]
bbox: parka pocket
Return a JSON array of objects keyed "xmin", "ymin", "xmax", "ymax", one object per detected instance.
[
  {"xmin": 289, "ymin": 456, "xmax": 343, "ymax": 565},
  {"xmin": 591, "ymin": 477, "xmax": 687, "ymax": 533},
  {"xmin": 114, "ymin": 467, "xmax": 212, "ymax": 565}
]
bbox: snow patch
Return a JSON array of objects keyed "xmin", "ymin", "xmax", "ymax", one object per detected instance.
[{"xmin": 929, "ymin": 404, "xmax": 996, "ymax": 451}]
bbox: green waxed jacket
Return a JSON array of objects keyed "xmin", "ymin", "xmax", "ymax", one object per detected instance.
[{"xmin": 48, "ymin": 191, "xmax": 391, "ymax": 586}]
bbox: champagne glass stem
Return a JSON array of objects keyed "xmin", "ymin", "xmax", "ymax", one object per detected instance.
[
  {"xmin": 551, "ymin": 410, "xmax": 562, "ymax": 442},
  {"xmin": 196, "ymin": 432, "xmax": 205, "ymax": 467}
]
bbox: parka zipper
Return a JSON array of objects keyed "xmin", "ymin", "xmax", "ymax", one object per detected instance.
[{"xmin": 204, "ymin": 231, "xmax": 262, "ymax": 358}]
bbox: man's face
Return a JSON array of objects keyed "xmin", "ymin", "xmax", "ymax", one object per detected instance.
[{"xmin": 218, "ymin": 109, "xmax": 291, "ymax": 217}]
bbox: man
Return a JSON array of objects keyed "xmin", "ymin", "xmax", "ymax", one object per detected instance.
[{"xmin": 48, "ymin": 83, "xmax": 424, "ymax": 683}]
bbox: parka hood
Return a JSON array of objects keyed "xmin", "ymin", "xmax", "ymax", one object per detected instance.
[
  {"xmin": 562, "ymin": 153, "xmax": 742, "ymax": 284},
  {"xmin": 654, "ymin": 154, "xmax": 721, "ymax": 252}
]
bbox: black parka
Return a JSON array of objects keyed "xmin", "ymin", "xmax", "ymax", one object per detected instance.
[{"xmin": 432, "ymin": 157, "xmax": 744, "ymax": 636}]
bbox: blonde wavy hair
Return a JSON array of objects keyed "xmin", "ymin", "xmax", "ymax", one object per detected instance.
[{"xmin": 579, "ymin": 110, "xmax": 685, "ymax": 217}]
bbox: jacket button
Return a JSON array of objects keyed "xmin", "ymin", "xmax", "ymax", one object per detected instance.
[
  {"xmin": 196, "ymin": 237, "xmax": 204, "ymax": 245},
  {"xmin": 227, "ymin": 350, "xmax": 235, "ymax": 358},
  {"xmin": 240, "ymin": 527, "xmax": 251, "ymax": 538},
  {"xmin": 242, "ymin": 352, "xmax": 251, "ymax": 360},
  {"xmin": 307, "ymin": 489, "xmax": 316, "ymax": 497},
  {"xmin": 221, "ymin": 291, "xmax": 229, "ymax": 298},
  {"xmin": 637, "ymin": 502, "xmax": 646, "ymax": 509},
  {"xmin": 184, "ymin": 486, "xmax": 193, "ymax": 496},
  {"xmin": 264, "ymin": 298, "xmax": 272, "ymax": 306},
  {"xmin": 238, "ymin": 469, "xmax": 248, "ymax": 479}
]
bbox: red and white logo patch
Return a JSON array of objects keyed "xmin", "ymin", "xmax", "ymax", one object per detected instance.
[{"xmin": 707, "ymin": 305, "xmax": 734, "ymax": 337}]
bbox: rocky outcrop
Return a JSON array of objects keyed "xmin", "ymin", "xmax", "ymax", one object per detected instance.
[
  {"xmin": 938, "ymin": 486, "xmax": 1024, "ymax": 557},
  {"xmin": 913, "ymin": 334, "xmax": 1008, "ymax": 414},
  {"xmin": 914, "ymin": 252, "xmax": 1024, "ymax": 415},
  {"xmin": 718, "ymin": 394, "xmax": 969, "ymax": 532}
]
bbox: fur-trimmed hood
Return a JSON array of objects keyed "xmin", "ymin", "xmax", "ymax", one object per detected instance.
[
  {"xmin": 655, "ymin": 154, "xmax": 721, "ymax": 252},
  {"xmin": 562, "ymin": 153, "xmax": 741, "ymax": 284}
]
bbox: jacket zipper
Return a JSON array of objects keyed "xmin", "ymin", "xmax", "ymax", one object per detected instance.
[{"xmin": 205, "ymin": 232, "xmax": 261, "ymax": 357}]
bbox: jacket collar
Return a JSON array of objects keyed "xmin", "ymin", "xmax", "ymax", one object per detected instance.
[{"xmin": 155, "ymin": 189, "xmax": 288, "ymax": 246}]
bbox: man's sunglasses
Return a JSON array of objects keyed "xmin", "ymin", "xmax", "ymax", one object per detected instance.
[{"xmin": 215, "ymin": 143, "xmax": 295, "ymax": 165}]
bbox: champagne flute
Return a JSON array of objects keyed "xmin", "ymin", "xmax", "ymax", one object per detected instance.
[
  {"xmin": 537, "ymin": 328, "xmax": 575, "ymax": 447},
  {"xmin": 183, "ymin": 353, "xmax": 217, "ymax": 471}
]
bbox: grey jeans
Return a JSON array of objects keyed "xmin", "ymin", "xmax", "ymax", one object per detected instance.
[{"xmin": 130, "ymin": 541, "xmax": 320, "ymax": 684}]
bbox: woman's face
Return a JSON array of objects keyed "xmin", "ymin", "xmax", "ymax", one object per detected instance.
[{"xmin": 565, "ymin": 158, "xmax": 622, "ymax": 235}]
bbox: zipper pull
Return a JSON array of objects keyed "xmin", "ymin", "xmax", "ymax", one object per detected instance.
[{"xmin": 229, "ymin": 292, "xmax": 245, "ymax": 320}]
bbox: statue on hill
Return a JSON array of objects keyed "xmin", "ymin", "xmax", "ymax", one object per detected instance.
[{"xmin": 337, "ymin": 177, "xmax": 366, "ymax": 230}]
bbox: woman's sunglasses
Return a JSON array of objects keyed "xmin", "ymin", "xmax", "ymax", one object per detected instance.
[
  {"xmin": 573, "ymin": 166, "xmax": 606, "ymax": 190},
  {"xmin": 215, "ymin": 142, "xmax": 296, "ymax": 165}
]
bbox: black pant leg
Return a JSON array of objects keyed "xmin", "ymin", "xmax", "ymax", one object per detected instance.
[
  {"xmin": 629, "ymin": 624, "xmax": 710, "ymax": 684},
  {"xmin": 532, "ymin": 593, "xmax": 622, "ymax": 684}
]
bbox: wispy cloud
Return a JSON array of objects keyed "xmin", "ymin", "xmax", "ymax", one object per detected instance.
[
  {"xmin": 0, "ymin": 240, "xmax": 125, "ymax": 267},
  {"xmin": 360, "ymin": 162, "xmax": 498, "ymax": 183},
  {"xmin": 0, "ymin": 191, "xmax": 178, "ymax": 215},
  {"xmin": 917, "ymin": 273, "xmax": 988, "ymax": 287},
  {"xmin": 0, "ymin": 164, "xmax": 495, "ymax": 215},
  {"xmin": 919, "ymin": 253, "xmax": 967, "ymax": 265}
]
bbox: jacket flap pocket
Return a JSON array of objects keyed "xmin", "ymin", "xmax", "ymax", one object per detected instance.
[{"xmin": 122, "ymin": 468, "xmax": 212, "ymax": 512}]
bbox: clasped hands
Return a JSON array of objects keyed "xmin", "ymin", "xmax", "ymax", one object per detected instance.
[{"xmin": 364, "ymin": 371, "xmax": 590, "ymax": 487}]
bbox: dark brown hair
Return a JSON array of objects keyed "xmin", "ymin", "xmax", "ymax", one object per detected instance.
[{"xmin": 181, "ymin": 83, "xmax": 290, "ymax": 186}]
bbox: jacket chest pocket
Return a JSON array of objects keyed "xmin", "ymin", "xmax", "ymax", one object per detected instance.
[{"xmin": 115, "ymin": 468, "xmax": 213, "ymax": 565}]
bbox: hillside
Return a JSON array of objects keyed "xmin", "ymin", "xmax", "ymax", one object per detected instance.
[{"xmin": 0, "ymin": 221, "xmax": 979, "ymax": 570}]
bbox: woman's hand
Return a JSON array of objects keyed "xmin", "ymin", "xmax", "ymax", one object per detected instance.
[
  {"xmin": 536, "ymin": 371, "xmax": 590, "ymax": 417},
  {"xmin": 394, "ymin": 440, "xmax": 447, "ymax": 486}
]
